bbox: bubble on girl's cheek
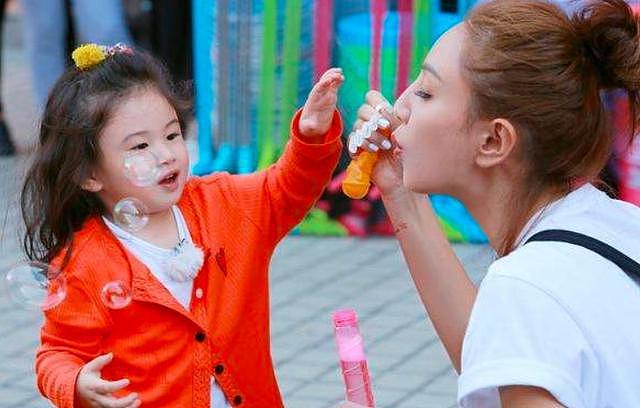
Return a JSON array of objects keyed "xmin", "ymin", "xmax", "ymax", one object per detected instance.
[
  {"xmin": 100, "ymin": 280, "xmax": 132, "ymax": 309},
  {"xmin": 113, "ymin": 197, "xmax": 149, "ymax": 232},
  {"xmin": 123, "ymin": 150, "xmax": 160, "ymax": 187},
  {"xmin": 3, "ymin": 262, "xmax": 67, "ymax": 311}
]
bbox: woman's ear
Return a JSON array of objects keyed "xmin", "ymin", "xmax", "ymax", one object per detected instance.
[
  {"xmin": 475, "ymin": 118, "xmax": 519, "ymax": 169},
  {"xmin": 81, "ymin": 175, "xmax": 103, "ymax": 193}
]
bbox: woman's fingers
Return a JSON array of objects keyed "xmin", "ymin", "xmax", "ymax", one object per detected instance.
[
  {"xmin": 365, "ymin": 129, "xmax": 394, "ymax": 151},
  {"xmin": 365, "ymin": 90, "xmax": 403, "ymax": 130},
  {"xmin": 356, "ymin": 103, "xmax": 395, "ymax": 133},
  {"xmin": 348, "ymin": 89, "xmax": 403, "ymax": 157},
  {"xmin": 365, "ymin": 90, "xmax": 391, "ymax": 111},
  {"xmin": 357, "ymin": 103, "xmax": 377, "ymax": 122}
]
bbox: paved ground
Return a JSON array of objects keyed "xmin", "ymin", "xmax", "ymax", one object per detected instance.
[{"xmin": 0, "ymin": 11, "xmax": 495, "ymax": 408}]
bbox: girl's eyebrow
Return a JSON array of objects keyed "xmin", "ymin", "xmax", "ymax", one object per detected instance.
[
  {"xmin": 122, "ymin": 119, "xmax": 180, "ymax": 143},
  {"xmin": 164, "ymin": 118, "xmax": 179, "ymax": 129}
]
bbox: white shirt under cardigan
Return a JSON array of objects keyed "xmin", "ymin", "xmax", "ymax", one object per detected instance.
[
  {"xmin": 104, "ymin": 206, "xmax": 231, "ymax": 408},
  {"xmin": 458, "ymin": 184, "xmax": 640, "ymax": 408}
]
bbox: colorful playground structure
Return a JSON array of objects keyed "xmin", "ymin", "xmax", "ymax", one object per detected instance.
[{"xmin": 190, "ymin": 0, "xmax": 639, "ymax": 241}]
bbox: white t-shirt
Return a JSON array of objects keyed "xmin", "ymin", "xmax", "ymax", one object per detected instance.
[
  {"xmin": 104, "ymin": 206, "xmax": 230, "ymax": 408},
  {"xmin": 458, "ymin": 184, "xmax": 640, "ymax": 408}
]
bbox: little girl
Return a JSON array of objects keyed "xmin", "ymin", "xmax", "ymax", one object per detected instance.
[{"xmin": 21, "ymin": 44, "xmax": 344, "ymax": 407}]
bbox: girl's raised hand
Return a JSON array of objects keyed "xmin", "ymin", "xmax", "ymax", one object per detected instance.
[
  {"xmin": 298, "ymin": 68, "xmax": 345, "ymax": 139},
  {"xmin": 75, "ymin": 353, "xmax": 140, "ymax": 408}
]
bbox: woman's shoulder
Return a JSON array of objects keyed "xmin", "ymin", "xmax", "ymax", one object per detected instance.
[
  {"xmin": 489, "ymin": 240, "xmax": 583, "ymax": 280},
  {"xmin": 484, "ymin": 241, "xmax": 600, "ymax": 311},
  {"xmin": 484, "ymin": 227, "xmax": 640, "ymax": 327},
  {"xmin": 493, "ymin": 202, "xmax": 640, "ymax": 283}
]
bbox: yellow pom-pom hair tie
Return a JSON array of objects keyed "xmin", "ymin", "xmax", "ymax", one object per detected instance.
[
  {"xmin": 71, "ymin": 44, "xmax": 105, "ymax": 70},
  {"xmin": 71, "ymin": 43, "xmax": 133, "ymax": 70}
]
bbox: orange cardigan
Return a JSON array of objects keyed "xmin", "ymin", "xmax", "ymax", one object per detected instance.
[{"xmin": 36, "ymin": 110, "xmax": 343, "ymax": 408}]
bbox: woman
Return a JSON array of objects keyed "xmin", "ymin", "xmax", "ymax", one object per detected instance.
[{"xmin": 344, "ymin": 0, "xmax": 640, "ymax": 406}]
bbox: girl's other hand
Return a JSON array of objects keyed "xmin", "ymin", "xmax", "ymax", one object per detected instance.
[{"xmin": 75, "ymin": 353, "xmax": 140, "ymax": 408}]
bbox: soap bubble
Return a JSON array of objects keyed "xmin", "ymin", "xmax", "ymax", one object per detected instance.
[
  {"xmin": 113, "ymin": 197, "xmax": 149, "ymax": 232},
  {"xmin": 100, "ymin": 280, "xmax": 132, "ymax": 309},
  {"xmin": 123, "ymin": 151, "xmax": 160, "ymax": 187},
  {"xmin": 4, "ymin": 262, "xmax": 67, "ymax": 311}
]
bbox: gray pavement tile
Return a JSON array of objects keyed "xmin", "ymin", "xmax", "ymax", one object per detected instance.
[
  {"xmin": 284, "ymin": 396, "xmax": 339, "ymax": 408},
  {"xmin": 382, "ymin": 365, "xmax": 458, "ymax": 406},
  {"xmin": 397, "ymin": 392, "xmax": 457, "ymax": 408},
  {"xmin": 288, "ymin": 380, "xmax": 346, "ymax": 404},
  {"xmin": 423, "ymin": 371, "xmax": 460, "ymax": 396},
  {"xmin": 386, "ymin": 341, "xmax": 454, "ymax": 378},
  {"xmin": 0, "ymin": 384, "xmax": 36, "ymax": 406},
  {"xmin": 7, "ymin": 395, "xmax": 53, "ymax": 408}
]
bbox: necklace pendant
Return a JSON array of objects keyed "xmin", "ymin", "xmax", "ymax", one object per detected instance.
[{"xmin": 164, "ymin": 240, "xmax": 204, "ymax": 282}]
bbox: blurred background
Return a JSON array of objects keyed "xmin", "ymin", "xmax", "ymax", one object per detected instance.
[{"xmin": 0, "ymin": 1, "xmax": 638, "ymax": 407}]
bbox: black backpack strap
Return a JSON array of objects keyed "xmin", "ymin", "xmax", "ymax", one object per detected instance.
[{"xmin": 525, "ymin": 229, "xmax": 640, "ymax": 281}]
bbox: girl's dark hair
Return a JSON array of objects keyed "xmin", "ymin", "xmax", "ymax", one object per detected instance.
[
  {"xmin": 21, "ymin": 47, "xmax": 190, "ymax": 264},
  {"xmin": 463, "ymin": 0, "xmax": 640, "ymax": 255}
]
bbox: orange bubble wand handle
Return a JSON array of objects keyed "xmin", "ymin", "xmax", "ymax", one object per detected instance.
[
  {"xmin": 342, "ymin": 152, "xmax": 379, "ymax": 199},
  {"xmin": 342, "ymin": 124, "xmax": 392, "ymax": 199}
]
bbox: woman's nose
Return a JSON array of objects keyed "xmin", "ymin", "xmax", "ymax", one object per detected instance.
[{"xmin": 394, "ymin": 89, "xmax": 411, "ymax": 124}]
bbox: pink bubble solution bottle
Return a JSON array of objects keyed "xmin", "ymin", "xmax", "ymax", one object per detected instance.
[{"xmin": 332, "ymin": 309, "xmax": 375, "ymax": 407}]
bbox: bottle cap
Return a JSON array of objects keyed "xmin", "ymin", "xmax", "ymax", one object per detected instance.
[{"xmin": 333, "ymin": 308, "xmax": 358, "ymax": 327}]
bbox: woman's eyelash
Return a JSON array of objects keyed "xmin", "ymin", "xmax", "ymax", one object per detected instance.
[
  {"xmin": 414, "ymin": 90, "xmax": 432, "ymax": 100},
  {"xmin": 167, "ymin": 133, "xmax": 181, "ymax": 140}
]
